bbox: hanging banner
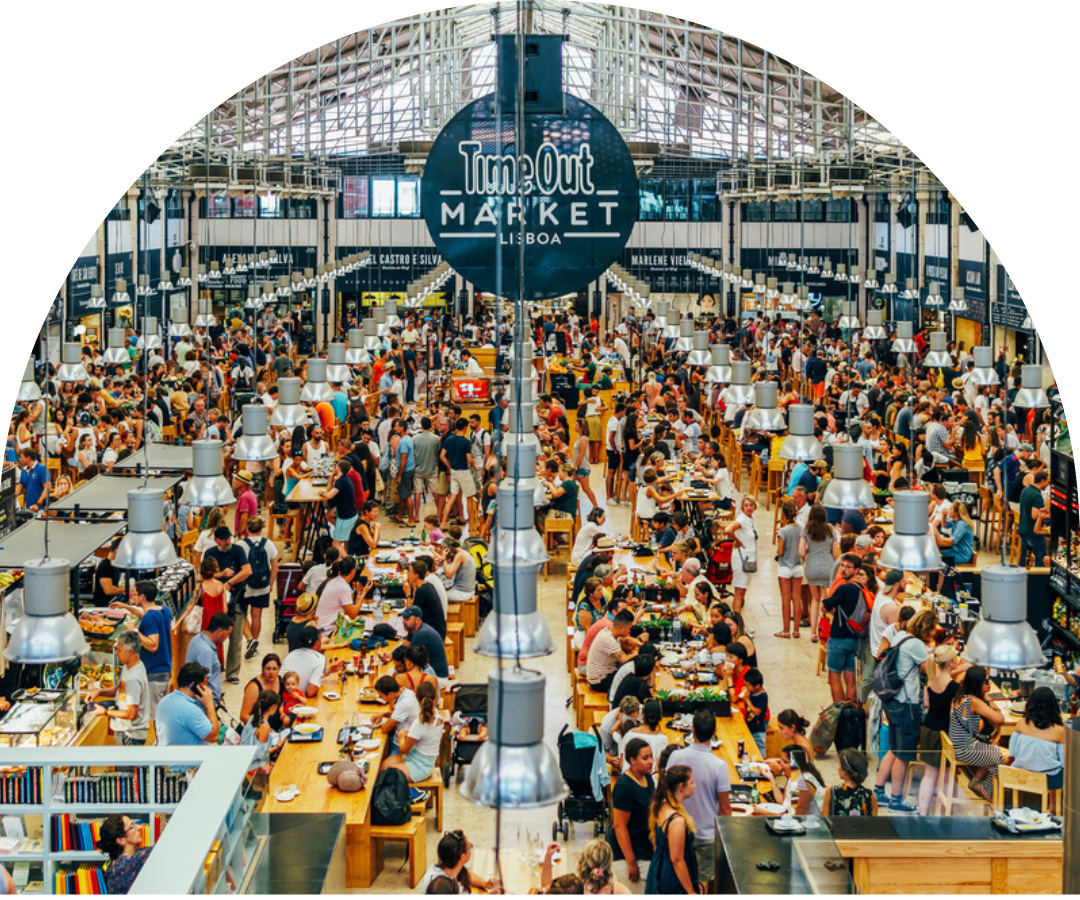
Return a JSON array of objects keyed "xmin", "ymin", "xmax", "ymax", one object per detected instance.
[
  {"xmin": 336, "ymin": 247, "xmax": 443, "ymax": 293},
  {"xmin": 993, "ymin": 265, "xmax": 1031, "ymax": 331},
  {"xmin": 739, "ymin": 248, "xmax": 858, "ymax": 296},
  {"xmin": 67, "ymin": 256, "xmax": 101, "ymax": 319},
  {"xmin": 198, "ymin": 246, "xmax": 317, "ymax": 291},
  {"xmin": 923, "ymin": 255, "xmax": 950, "ymax": 301},
  {"xmin": 955, "ymin": 259, "xmax": 988, "ymax": 324}
]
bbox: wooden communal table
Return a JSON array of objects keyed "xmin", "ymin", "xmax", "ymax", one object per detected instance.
[
  {"xmin": 469, "ymin": 847, "xmax": 572, "ymax": 896},
  {"xmin": 286, "ymin": 477, "xmax": 330, "ymax": 562},
  {"xmin": 262, "ymin": 645, "xmax": 399, "ymax": 889}
]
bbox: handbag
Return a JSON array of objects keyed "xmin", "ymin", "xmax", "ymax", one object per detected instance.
[
  {"xmin": 182, "ymin": 604, "xmax": 203, "ymax": 635},
  {"xmin": 738, "ymin": 549, "xmax": 758, "ymax": 573}
]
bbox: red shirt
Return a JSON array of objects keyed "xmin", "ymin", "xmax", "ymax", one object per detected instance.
[
  {"xmin": 234, "ymin": 487, "xmax": 258, "ymax": 537},
  {"xmin": 347, "ymin": 470, "xmax": 366, "ymax": 512},
  {"xmin": 577, "ymin": 615, "xmax": 613, "ymax": 668}
]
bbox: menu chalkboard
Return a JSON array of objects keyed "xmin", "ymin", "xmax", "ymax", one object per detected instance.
[
  {"xmin": 549, "ymin": 372, "xmax": 580, "ymax": 412},
  {"xmin": 0, "ymin": 466, "xmax": 17, "ymax": 539}
]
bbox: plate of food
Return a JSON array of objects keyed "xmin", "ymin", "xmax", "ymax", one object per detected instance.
[
  {"xmin": 321, "ymin": 691, "xmax": 342, "ymax": 701},
  {"xmin": 294, "ymin": 723, "xmax": 321, "ymax": 735},
  {"xmin": 755, "ymin": 802, "xmax": 786, "ymax": 816},
  {"xmin": 291, "ymin": 706, "xmax": 319, "ymax": 718},
  {"xmin": 357, "ymin": 738, "xmax": 381, "ymax": 751}
]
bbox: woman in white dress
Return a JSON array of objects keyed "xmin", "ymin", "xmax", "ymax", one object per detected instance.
[{"xmin": 724, "ymin": 496, "xmax": 758, "ymax": 614}]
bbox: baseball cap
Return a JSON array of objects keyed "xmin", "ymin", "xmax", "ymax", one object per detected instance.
[
  {"xmin": 402, "ymin": 605, "xmax": 423, "ymax": 620},
  {"xmin": 883, "ymin": 569, "xmax": 906, "ymax": 588},
  {"xmin": 1020, "ymin": 442, "xmax": 1034, "ymax": 452},
  {"xmin": 295, "ymin": 593, "xmax": 318, "ymax": 615},
  {"xmin": 297, "ymin": 626, "xmax": 321, "ymax": 649},
  {"xmin": 854, "ymin": 535, "xmax": 873, "ymax": 550}
]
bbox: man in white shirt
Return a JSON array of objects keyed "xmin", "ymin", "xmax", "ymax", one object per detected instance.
[
  {"xmin": 612, "ymin": 335, "xmax": 631, "ymax": 366},
  {"xmin": 463, "ymin": 350, "xmax": 485, "ymax": 378},
  {"xmin": 605, "ymin": 405, "xmax": 626, "ymax": 507},
  {"xmin": 281, "ymin": 626, "xmax": 339, "ymax": 697},
  {"xmin": 371, "ymin": 675, "xmax": 421, "ymax": 754}
]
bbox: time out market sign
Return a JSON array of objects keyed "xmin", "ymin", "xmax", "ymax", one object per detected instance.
[{"xmin": 421, "ymin": 94, "xmax": 637, "ymax": 302}]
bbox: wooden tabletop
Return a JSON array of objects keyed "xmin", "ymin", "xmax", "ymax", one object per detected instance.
[
  {"xmin": 470, "ymin": 847, "xmax": 572, "ymax": 895},
  {"xmin": 286, "ymin": 478, "xmax": 330, "ymax": 503}
]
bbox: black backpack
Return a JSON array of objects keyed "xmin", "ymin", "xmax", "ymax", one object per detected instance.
[
  {"xmin": 872, "ymin": 635, "xmax": 916, "ymax": 702},
  {"xmin": 833, "ymin": 704, "xmax": 867, "ymax": 754},
  {"xmin": 244, "ymin": 537, "xmax": 273, "ymax": 592},
  {"xmin": 370, "ymin": 768, "xmax": 412, "ymax": 826}
]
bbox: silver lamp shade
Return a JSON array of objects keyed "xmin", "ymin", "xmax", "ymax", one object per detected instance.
[
  {"xmin": 923, "ymin": 283, "xmax": 945, "ymax": 309},
  {"xmin": 373, "ymin": 307, "xmax": 391, "ymax": 338},
  {"xmin": 686, "ymin": 331, "xmax": 712, "ymax": 367},
  {"xmin": 820, "ymin": 444, "xmax": 875, "ymax": 510},
  {"xmin": 17, "ymin": 359, "xmax": 40, "ymax": 402},
  {"xmin": 112, "ymin": 278, "xmax": 130, "ymax": 305},
  {"xmin": 385, "ymin": 299, "xmax": 402, "ymax": 329},
  {"xmin": 344, "ymin": 329, "xmax": 369, "ymax": 366},
  {"xmin": 877, "ymin": 490, "xmax": 943, "ymax": 571},
  {"xmin": 270, "ymin": 378, "xmax": 313, "ymax": 429},
  {"xmin": 779, "ymin": 405, "xmax": 823, "ymax": 461},
  {"xmin": 705, "ymin": 344, "xmax": 733, "ymax": 386},
  {"xmin": 476, "ymin": 561, "xmax": 555, "ymax": 659},
  {"xmin": 674, "ymin": 318, "xmax": 695, "ymax": 353},
  {"xmin": 86, "ymin": 284, "xmax": 106, "ymax": 310},
  {"xmin": 779, "ymin": 282, "xmax": 798, "ymax": 305},
  {"xmin": 4, "ymin": 558, "xmax": 88, "ymax": 664},
  {"xmin": 362, "ymin": 318, "xmax": 382, "ymax": 352},
  {"xmin": 834, "ymin": 264, "xmax": 848, "ymax": 281},
  {"xmin": 180, "ymin": 440, "xmax": 235, "ymax": 508},
  {"xmin": 177, "ymin": 266, "xmax": 192, "ymax": 288},
  {"xmin": 1013, "ymin": 365, "xmax": 1050, "ymax": 409},
  {"xmin": 193, "ymin": 297, "xmax": 217, "ymax": 328},
  {"xmin": 962, "ymin": 565, "xmax": 1045, "ymax": 669},
  {"xmin": 881, "ymin": 273, "xmax": 898, "ymax": 294},
  {"xmin": 325, "ymin": 343, "xmax": 352, "ymax": 385},
  {"xmin": 901, "ymin": 278, "xmax": 920, "ymax": 300},
  {"xmin": 722, "ymin": 362, "xmax": 754, "ymax": 421},
  {"xmin": 57, "ymin": 343, "xmax": 89, "ymax": 383},
  {"xmin": 743, "ymin": 382, "xmax": 787, "ymax": 431},
  {"xmin": 863, "ymin": 269, "xmax": 879, "ymax": 290},
  {"xmin": 660, "ymin": 304, "xmax": 680, "ymax": 341},
  {"xmin": 505, "ymin": 381, "xmax": 541, "ymax": 451},
  {"xmin": 232, "ymin": 405, "xmax": 277, "ymax": 462},
  {"xmin": 114, "ymin": 488, "xmax": 179, "ymax": 571},
  {"xmin": 764, "ymin": 278, "xmax": 780, "ymax": 300},
  {"xmin": 169, "ymin": 297, "xmax": 192, "ymax": 337},
  {"xmin": 245, "ymin": 285, "xmax": 263, "ymax": 310},
  {"xmin": 141, "ymin": 317, "xmax": 163, "ymax": 352},
  {"xmin": 794, "ymin": 286, "xmax": 813, "ymax": 311},
  {"xmin": 948, "ymin": 287, "xmax": 967, "ymax": 313},
  {"xmin": 491, "ymin": 480, "xmax": 549, "ymax": 566},
  {"xmin": 460, "ymin": 669, "xmax": 567, "ymax": 809},
  {"xmin": 891, "ymin": 321, "xmax": 917, "ymax": 354},
  {"xmin": 838, "ymin": 301, "xmax": 861, "ymax": 330},
  {"xmin": 922, "ymin": 331, "xmax": 953, "ymax": 367},
  {"xmin": 300, "ymin": 358, "xmax": 335, "ymax": 404},
  {"xmin": 862, "ymin": 309, "xmax": 887, "ymax": 341},
  {"xmin": 103, "ymin": 328, "xmax": 130, "ymax": 366},
  {"xmin": 504, "ymin": 441, "xmax": 548, "ymax": 507},
  {"xmin": 969, "ymin": 346, "xmax": 1000, "ymax": 385},
  {"xmin": 848, "ymin": 265, "xmax": 862, "ymax": 285}
]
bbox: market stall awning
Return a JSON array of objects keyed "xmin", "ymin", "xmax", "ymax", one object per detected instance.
[
  {"xmin": 112, "ymin": 443, "xmax": 194, "ymax": 472},
  {"xmin": 51, "ymin": 475, "xmax": 183, "ymax": 513},
  {"xmin": 0, "ymin": 521, "xmax": 125, "ymax": 569}
]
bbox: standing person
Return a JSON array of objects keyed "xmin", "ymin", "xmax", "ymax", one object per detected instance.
[
  {"xmin": 724, "ymin": 497, "xmax": 758, "ymax": 613},
  {"xmin": 609, "ymin": 739, "xmax": 655, "ymax": 893},
  {"xmin": 439, "ymin": 418, "xmax": 475, "ymax": 529},
  {"xmin": 412, "ymin": 417, "xmax": 443, "ymax": 522},
  {"xmin": 916, "ymin": 644, "xmax": 965, "ymax": 815},
  {"xmin": 321, "ymin": 460, "xmax": 358, "ymax": 553},
  {"xmin": 86, "ymin": 632, "xmax": 150, "ymax": 746},
  {"xmin": 185, "ymin": 613, "xmax": 234, "ymax": 706},
  {"xmin": 202, "ymin": 527, "xmax": 252, "ymax": 686},
  {"xmin": 240, "ymin": 516, "xmax": 278, "ymax": 661},
  {"xmin": 667, "ymin": 710, "xmax": 731, "ymax": 889},
  {"xmin": 155, "ymin": 662, "xmax": 220, "ymax": 746},
  {"xmin": 572, "ymin": 417, "xmax": 599, "ymax": 509},
  {"xmin": 645, "ymin": 766, "xmax": 700, "ymax": 895},
  {"xmin": 821, "ymin": 554, "xmax": 870, "ymax": 703},
  {"xmin": 395, "ymin": 418, "xmax": 418, "ymax": 526},
  {"xmin": 110, "ymin": 582, "xmax": 172, "ymax": 717},
  {"xmin": 403, "ymin": 560, "xmax": 447, "ymax": 640},
  {"xmin": 774, "ymin": 500, "xmax": 804, "ymax": 639},
  {"xmin": 1018, "ymin": 469, "xmax": 1049, "ymax": 566},
  {"xmin": 232, "ymin": 470, "xmax": 258, "ymax": 538},
  {"xmin": 605, "ymin": 404, "xmax": 626, "ymax": 507},
  {"xmin": 799, "ymin": 504, "xmax": 838, "ymax": 642},
  {"xmin": 871, "ymin": 609, "xmax": 935, "ymax": 814},
  {"xmin": 862, "ymin": 569, "xmax": 905, "ymax": 702},
  {"xmin": 16, "ymin": 449, "xmax": 49, "ymax": 513}
]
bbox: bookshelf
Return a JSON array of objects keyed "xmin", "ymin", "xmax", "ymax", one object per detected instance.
[{"xmin": 0, "ymin": 747, "xmax": 256, "ymax": 895}]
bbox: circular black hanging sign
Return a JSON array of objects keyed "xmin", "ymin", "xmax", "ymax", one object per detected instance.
[{"xmin": 422, "ymin": 94, "xmax": 637, "ymax": 302}]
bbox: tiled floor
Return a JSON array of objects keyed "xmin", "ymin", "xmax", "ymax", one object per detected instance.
[{"xmin": 221, "ymin": 471, "xmax": 993, "ymax": 893}]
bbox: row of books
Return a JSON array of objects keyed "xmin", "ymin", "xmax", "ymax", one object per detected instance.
[
  {"xmin": 0, "ymin": 768, "xmax": 41, "ymax": 805},
  {"xmin": 55, "ymin": 770, "xmax": 148, "ymax": 806},
  {"xmin": 154, "ymin": 768, "xmax": 192, "ymax": 805},
  {"xmin": 49, "ymin": 815, "xmax": 151, "ymax": 853},
  {"xmin": 53, "ymin": 864, "xmax": 107, "ymax": 895}
]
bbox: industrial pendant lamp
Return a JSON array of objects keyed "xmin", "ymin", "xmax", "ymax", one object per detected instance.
[
  {"xmin": 795, "ymin": 286, "xmax": 813, "ymax": 311},
  {"xmin": 881, "ymin": 274, "xmax": 898, "ymax": 294},
  {"xmin": 344, "ymin": 328, "xmax": 368, "ymax": 366},
  {"xmin": 460, "ymin": 668, "xmax": 567, "ymax": 809},
  {"xmin": 490, "ymin": 478, "xmax": 548, "ymax": 565},
  {"xmin": 169, "ymin": 297, "xmax": 191, "ymax": 337},
  {"xmin": 325, "ymin": 343, "xmax": 352, "ymax": 385},
  {"xmin": 877, "ymin": 490, "xmax": 943, "ymax": 572},
  {"xmin": 786, "ymin": 254, "xmax": 800, "ymax": 271},
  {"xmin": 962, "ymin": 566, "xmax": 1045, "ymax": 669},
  {"xmin": 300, "ymin": 358, "xmax": 335, "ymax": 404},
  {"xmin": 114, "ymin": 488, "xmax": 179, "ymax": 571},
  {"xmin": 507, "ymin": 341, "xmax": 540, "ymax": 388},
  {"xmin": 822, "ymin": 260, "xmax": 834, "ymax": 278},
  {"xmin": 706, "ymin": 344, "xmax": 733, "ymax": 387},
  {"xmin": 57, "ymin": 343, "xmax": 89, "ymax": 383},
  {"xmin": 180, "ymin": 440, "xmax": 235, "ymax": 508},
  {"xmin": 197, "ymin": 265, "xmax": 208, "ymax": 285},
  {"xmin": 277, "ymin": 275, "xmax": 291, "ymax": 298},
  {"xmin": 177, "ymin": 267, "xmax": 192, "ymax": 288},
  {"xmin": 136, "ymin": 275, "xmax": 153, "ymax": 298},
  {"xmin": 505, "ymin": 378, "xmax": 542, "ymax": 452},
  {"xmin": 863, "ymin": 269, "xmax": 879, "ymax": 290},
  {"xmin": 193, "ymin": 298, "xmax": 217, "ymax": 328},
  {"xmin": 744, "ymin": 382, "xmax": 787, "ymax": 431},
  {"xmin": 838, "ymin": 301, "xmax": 861, "ymax": 330},
  {"xmin": 779, "ymin": 405, "xmax": 823, "ymax": 461},
  {"xmin": 112, "ymin": 278, "xmax": 130, "ymax": 306},
  {"xmin": 362, "ymin": 318, "xmax": 382, "ymax": 353},
  {"xmin": 807, "ymin": 257, "xmax": 821, "ymax": 275},
  {"xmin": 261, "ymin": 281, "xmax": 277, "ymax": 306},
  {"xmin": 236, "ymin": 255, "xmax": 249, "ymax": 273},
  {"xmin": 659, "ymin": 302, "xmax": 680, "ymax": 340},
  {"xmin": 384, "ymin": 299, "xmax": 402, "ymax": 329},
  {"xmin": 901, "ymin": 278, "xmax": 920, "ymax": 300},
  {"xmin": 722, "ymin": 361, "xmax": 755, "ymax": 422},
  {"xmin": 741, "ymin": 269, "xmax": 755, "ymax": 290},
  {"xmin": 820, "ymin": 444, "xmax": 875, "ymax": 510},
  {"xmin": 232, "ymin": 405, "xmax": 277, "ymax": 462},
  {"xmin": 86, "ymin": 285, "xmax": 105, "ymax": 310},
  {"xmin": 891, "ymin": 321, "xmax": 917, "ymax": 354},
  {"xmin": 686, "ymin": 331, "xmax": 712, "ymax": 367},
  {"xmin": 141, "ymin": 317, "xmax": 163, "ymax": 352},
  {"xmin": 923, "ymin": 283, "xmax": 944, "ymax": 309},
  {"xmin": 1014, "ymin": 365, "xmax": 1050, "ymax": 409},
  {"xmin": 159, "ymin": 270, "xmax": 174, "ymax": 294},
  {"xmin": 848, "ymin": 265, "xmax": 862, "ymax": 285},
  {"xmin": 862, "ymin": 310, "xmax": 887, "ymax": 340},
  {"xmin": 948, "ymin": 287, "xmax": 967, "ymax": 313},
  {"xmin": 834, "ymin": 264, "xmax": 847, "ymax": 282},
  {"xmin": 674, "ymin": 318, "xmax": 694, "ymax": 353},
  {"xmin": 922, "ymin": 331, "xmax": 952, "ymax": 368},
  {"xmin": 373, "ymin": 307, "xmax": 391, "ymax": 338},
  {"xmin": 269, "ymin": 378, "xmax": 312, "ymax": 428},
  {"xmin": 208, "ymin": 261, "xmax": 221, "ymax": 281},
  {"xmin": 103, "ymin": 328, "xmax": 129, "ymax": 366},
  {"xmin": 17, "ymin": 359, "xmax": 40, "ymax": 402},
  {"xmin": 754, "ymin": 272, "xmax": 767, "ymax": 297},
  {"xmin": 477, "ymin": 518, "xmax": 555, "ymax": 651},
  {"xmin": 779, "ymin": 282, "xmax": 798, "ymax": 306},
  {"xmin": 765, "ymin": 278, "xmax": 780, "ymax": 301},
  {"xmin": 223, "ymin": 257, "xmax": 237, "ymax": 277},
  {"xmin": 245, "ymin": 285, "xmax": 262, "ymax": 311},
  {"xmin": 969, "ymin": 347, "xmax": 1000, "ymax": 385},
  {"xmin": 4, "ymin": 559, "xmax": 87, "ymax": 664}
]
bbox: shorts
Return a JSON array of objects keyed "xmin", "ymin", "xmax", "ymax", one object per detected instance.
[
  {"xmin": 450, "ymin": 469, "xmax": 477, "ymax": 499},
  {"xmin": 333, "ymin": 514, "xmax": 358, "ymax": 541},
  {"xmin": 576, "ymin": 467, "xmax": 591, "ymax": 478},
  {"xmin": 245, "ymin": 590, "xmax": 271, "ymax": 610},
  {"xmin": 883, "ymin": 699, "xmax": 922, "ymax": 762},
  {"xmin": 116, "ymin": 732, "xmax": 147, "ymax": 746},
  {"xmin": 732, "ymin": 558, "xmax": 755, "ymax": 590},
  {"xmin": 812, "ymin": 381, "xmax": 826, "ymax": 400},
  {"xmin": 694, "ymin": 838, "xmax": 716, "ymax": 881},
  {"xmin": 403, "ymin": 748, "xmax": 437, "ymax": 783},
  {"xmin": 398, "ymin": 469, "xmax": 415, "ymax": 498},
  {"xmin": 776, "ymin": 565, "xmax": 804, "ymax": 579},
  {"xmin": 607, "ymin": 449, "xmax": 622, "ymax": 471},
  {"xmin": 826, "ymin": 636, "xmax": 860, "ymax": 674},
  {"xmin": 611, "ymin": 860, "xmax": 650, "ymax": 895},
  {"xmin": 918, "ymin": 726, "xmax": 944, "ymax": 766},
  {"xmin": 417, "ymin": 474, "xmax": 440, "ymax": 495},
  {"xmin": 436, "ymin": 472, "xmax": 450, "ymax": 496}
]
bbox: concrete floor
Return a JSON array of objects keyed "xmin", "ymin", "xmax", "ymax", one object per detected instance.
[{"xmin": 220, "ymin": 470, "xmax": 988, "ymax": 893}]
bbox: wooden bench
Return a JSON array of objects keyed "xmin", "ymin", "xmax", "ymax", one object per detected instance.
[
  {"xmin": 369, "ymin": 814, "xmax": 427, "ymax": 888},
  {"xmin": 445, "ymin": 622, "xmax": 465, "ymax": 668},
  {"xmin": 413, "ymin": 769, "xmax": 445, "ymax": 831},
  {"xmin": 574, "ymin": 673, "xmax": 608, "ymax": 732}
]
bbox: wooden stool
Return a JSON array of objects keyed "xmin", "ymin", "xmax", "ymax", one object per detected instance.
[
  {"xmin": 765, "ymin": 462, "xmax": 785, "ymax": 511},
  {"xmin": 901, "ymin": 760, "xmax": 927, "ymax": 800},
  {"xmin": 369, "ymin": 814, "xmax": 427, "ymax": 888},
  {"xmin": 748, "ymin": 455, "xmax": 765, "ymax": 503},
  {"xmin": 445, "ymin": 622, "xmax": 465, "ymax": 666},
  {"xmin": 413, "ymin": 769, "xmax": 446, "ymax": 831},
  {"xmin": 179, "ymin": 529, "xmax": 198, "ymax": 562},
  {"xmin": 544, "ymin": 517, "xmax": 575, "ymax": 580},
  {"xmin": 934, "ymin": 733, "xmax": 961, "ymax": 816},
  {"xmin": 993, "ymin": 765, "xmax": 1061, "ymax": 814},
  {"xmin": 268, "ymin": 510, "xmax": 302, "ymax": 562}
]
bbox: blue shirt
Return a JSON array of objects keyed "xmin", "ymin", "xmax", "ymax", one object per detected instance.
[
  {"xmin": 186, "ymin": 632, "xmax": 223, "ymax": 703},
  {"xmin": 139, "ymin": 607, "xmax": 173, "ymax": 675},
  {"xmin": 786, "ymin": 462, "xmax": 809, "ymax": 496},
  {"xmin": 155, "ymin": 691, "xmax": 213, "ymax": 745},
  {"xmin": 19, "ymin": 463, "xmax": 49, "ymax": 508},
  {"xmin": 397, "ymin": 434, "xmax": 416, "ymax": 472},
  {"xmin": 949, "ymin": 519, "xmax": 975, "ymax": 565},
  {"xmin": 331, "ymin": 390, "xmax": 348, "ymax": 424}
]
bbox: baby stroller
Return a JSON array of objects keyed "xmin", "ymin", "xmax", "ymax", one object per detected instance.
[
  {"xmin": 272, "ymin": 563, "xmax": 304, "ymax": 644},
  {"xmin": 553, "ymin": 725, "xmax": 610, "ymax": 841},
  {"xmin": 443, "ymin": 684, "xmax": 489, "ymax": 785},
  {"xmin": 706, "ymin": 539, "xmax": 734, "ymax": 597}
]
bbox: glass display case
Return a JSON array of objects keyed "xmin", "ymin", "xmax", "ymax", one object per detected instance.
[{"xmin": 0, "ymin": 691, "xmax": 78, "ymax": 749}]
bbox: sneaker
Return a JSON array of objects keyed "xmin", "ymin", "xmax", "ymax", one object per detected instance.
[
  {"xmin": 799, "ymin": 617, "xmax": 811, "ymax": 628},
  {"xmin": 874, "ymin": 785, "xmax": 887, "ymax": 805},
  {"xmin": 409, "ymin": 788, "xmax": 428, "ymax": 804},
  {"xmin": 888, "ymin": 797, "xmax": 918, "ymax": 813},
  {"xmin": 606, "ymin": 498, "xmax": 619, "ymax": 507},
  {"xmin": 244, "ymin": 639, "xmax": 259, "ymax": 660},
  {"xmin": 227, "ymin": 676, "xmax": 241, "ymax": 685},
  {"xmin": 621, "ymin": 500, "xmax": 633, "ymax": 506}
]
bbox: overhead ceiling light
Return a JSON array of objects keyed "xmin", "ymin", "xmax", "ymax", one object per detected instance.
[
  {"xmin": 838, "ymin": 301, "xmax": 861, "ymax": 330},
  {"xmin": 969, "ymin": 346, "xmax": 1000, "ymax": 385},
  {"xmin": 674, "ymin": 318, "xmax": 695, "ymax": 353},
  {"xmin": 877, "ymin": 490, "xmax": 943, "ymax": 571},
  {"xmin": 196, "ymin": 265, "xmax": 208, "ymax": 284},
  {"xmin": 114, "ymin": 487, "xmax": 180, "ymax": 571},
  {"xmin": 504, "ymin": 382, "xmax": 541, "ymax": 453},
  {"xmin": 236, "ymin": 255, "xmax": 249, "ymax": 273},
  {"xmin": 743, "ymin": 381, "xmax": 787, "ymax": 431},
  {"xmin": 863, "ymin": 269, "xmax": 879, "ymax": 290},
  {"xmin": 922, "ymin": 331, "xmax": 952, "ymax": 367},
  {"xmin": 244, "ymin": 285, "xmax": 262, "ymax": 310},
  {"xmin": 277, "ymin": 275, "xmax": 291, "ymax": 298},
  {"xmin": 476, "ymin": 561, "xmax": 555, "ymax": 658},
  {"xmin": 180, "ymin": 440, "xmax": 236, "ymax": 508},
  {"xmin": 1014, "ymin": 365, "xmax": 1050, "ymax": 409},
  {"xmin": 103, "ymin": 327, "xmax": 129, "ymax": 365},
  {"xmin": 741, "ymin": 269, "xmax": 755, "ymax": 289},
  {"xmin": 4, "ymin": 558, "xmax": 88, "ymax": 664},
  {"xmin": 901, "ymin": 278, "xmax": 920, "ymax": 300},
  {"xmin": 261, "ymin": 281, "xmax": 277, "ymax": 305},
  {"xmin": 362, "ymin": 318, "xmax": 382, "ymax": 352},
  {"xmin": 301, "ymin": 358, "xmax": 335, "ymax": 403},
  {"xmin": 177, "ymin": 267, "xmax": 192, "ymax": 288},
  {"xmin": 764, "ymin": 277, "xmax": 780, "ymax": 300},
  {"xmin": 269, "ymin": 378, "xmax": 313, "ymax": 429},
  {"xmin": 345, "ymin": 328, "xmax": 370, "ymax": 366},
  {"xmin": 158, "ymin": 273, "xmax": 174, "ymax": 292},
  {"xmin": 948, "ymin": 287, "xmax": 967, "ymax": 313},
  {"xmin": 232, "ymin": 404, "xmax": 277, "ymax": 462},
  {"xmin": 822, "ymin": 260, "xmax": 834, "ymax": 278},
  {"xmin": 373, "ymin": 307, "xmax": 391, "ymax": 337},
  {"xmin": 891, "ymin": 320, "xmax": 917, "ymax": 354},
  {"xmin": 779, "ymin": 282, "xmax": 798, "ymax": 305},
  {"xmin": 794, "ymin": 286, "xmax": 814, "ymax": 311},
  {"xmin": 17, "ymin": 358, "xmax": 41, "ymax": 402},
  {"xmin": 848, "ymin": 265, "xmax": 862, "ymax": 285},
  {"xmin": 208, "ymin": 261, "xmax": 221, "ymax": 281},
  {"xmin": 779, "ymin": 404, "xmax": 823, "ymax": 461},
  {"xmin": 193, "ymin": 298, "xmax": 217, "ymax": 328},
  {"xmin": 834, "ymin": 264, "xmax": 848, "ymax": 282},
  {"xmin": 862, "ymin": 309, "xmax": 887, "ymax": 340},
  {"xmin": 786, "ymin": 255, "xmax": 800, "ymax": 271},
  {"xmin": 169, "ymin": 298, "xmax": 191, "ymax": 337},
  {"xmin": 923, "ymin": 283, "xmax": 945, "ymax": 309},
  {"xmin": 112, "ymin": 278, "xmax": 130, "ymax": 306},
  {"xmin": 385, "ymin": 300, "xmax": 402, "ymax": 329},
  {"xmin": 86, "ymin": 284, "xmax": 106, "ymax": 310},
  {"xmin": 686, "ymin": 331, "xmax": 712, "ymax": 367},
  {"xmin": 136, "ymin": 278, "xmax": 152, "ymax": 298},
  {"xmin": 881, "ymin": 274, "xmax": 898, "ymax": 294},
  {"xmin": 962, "ymin": 566, "xmax": 1045, "ymax": 670},
  {"xmin": 223, "ymin": 257, "xmax": 236, "ymax": 276},
  {"xmin": 820, "ymin": 444, "xmax": 875, "ymax": 510},
  {"xmin": 325, "ymin": 343, "xmax": 352, "ymax": 385},
  {"xmin": 141, "ymin": 316, "xmax": 163, "ymax": 352},
  {"xmin": 722, "ymin": 361, "xmax": 755, "ymax": 421},
  {"xmin": 807, "ymin": 257, "xmax": 821, "ymax": 275},
  {"xmin": 706, "ymin": 343, "xmax": 733, "ymax": 386},
  {"xmin": 58, "ymin": 342, "xmax": 89, "ymax": 383}
]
